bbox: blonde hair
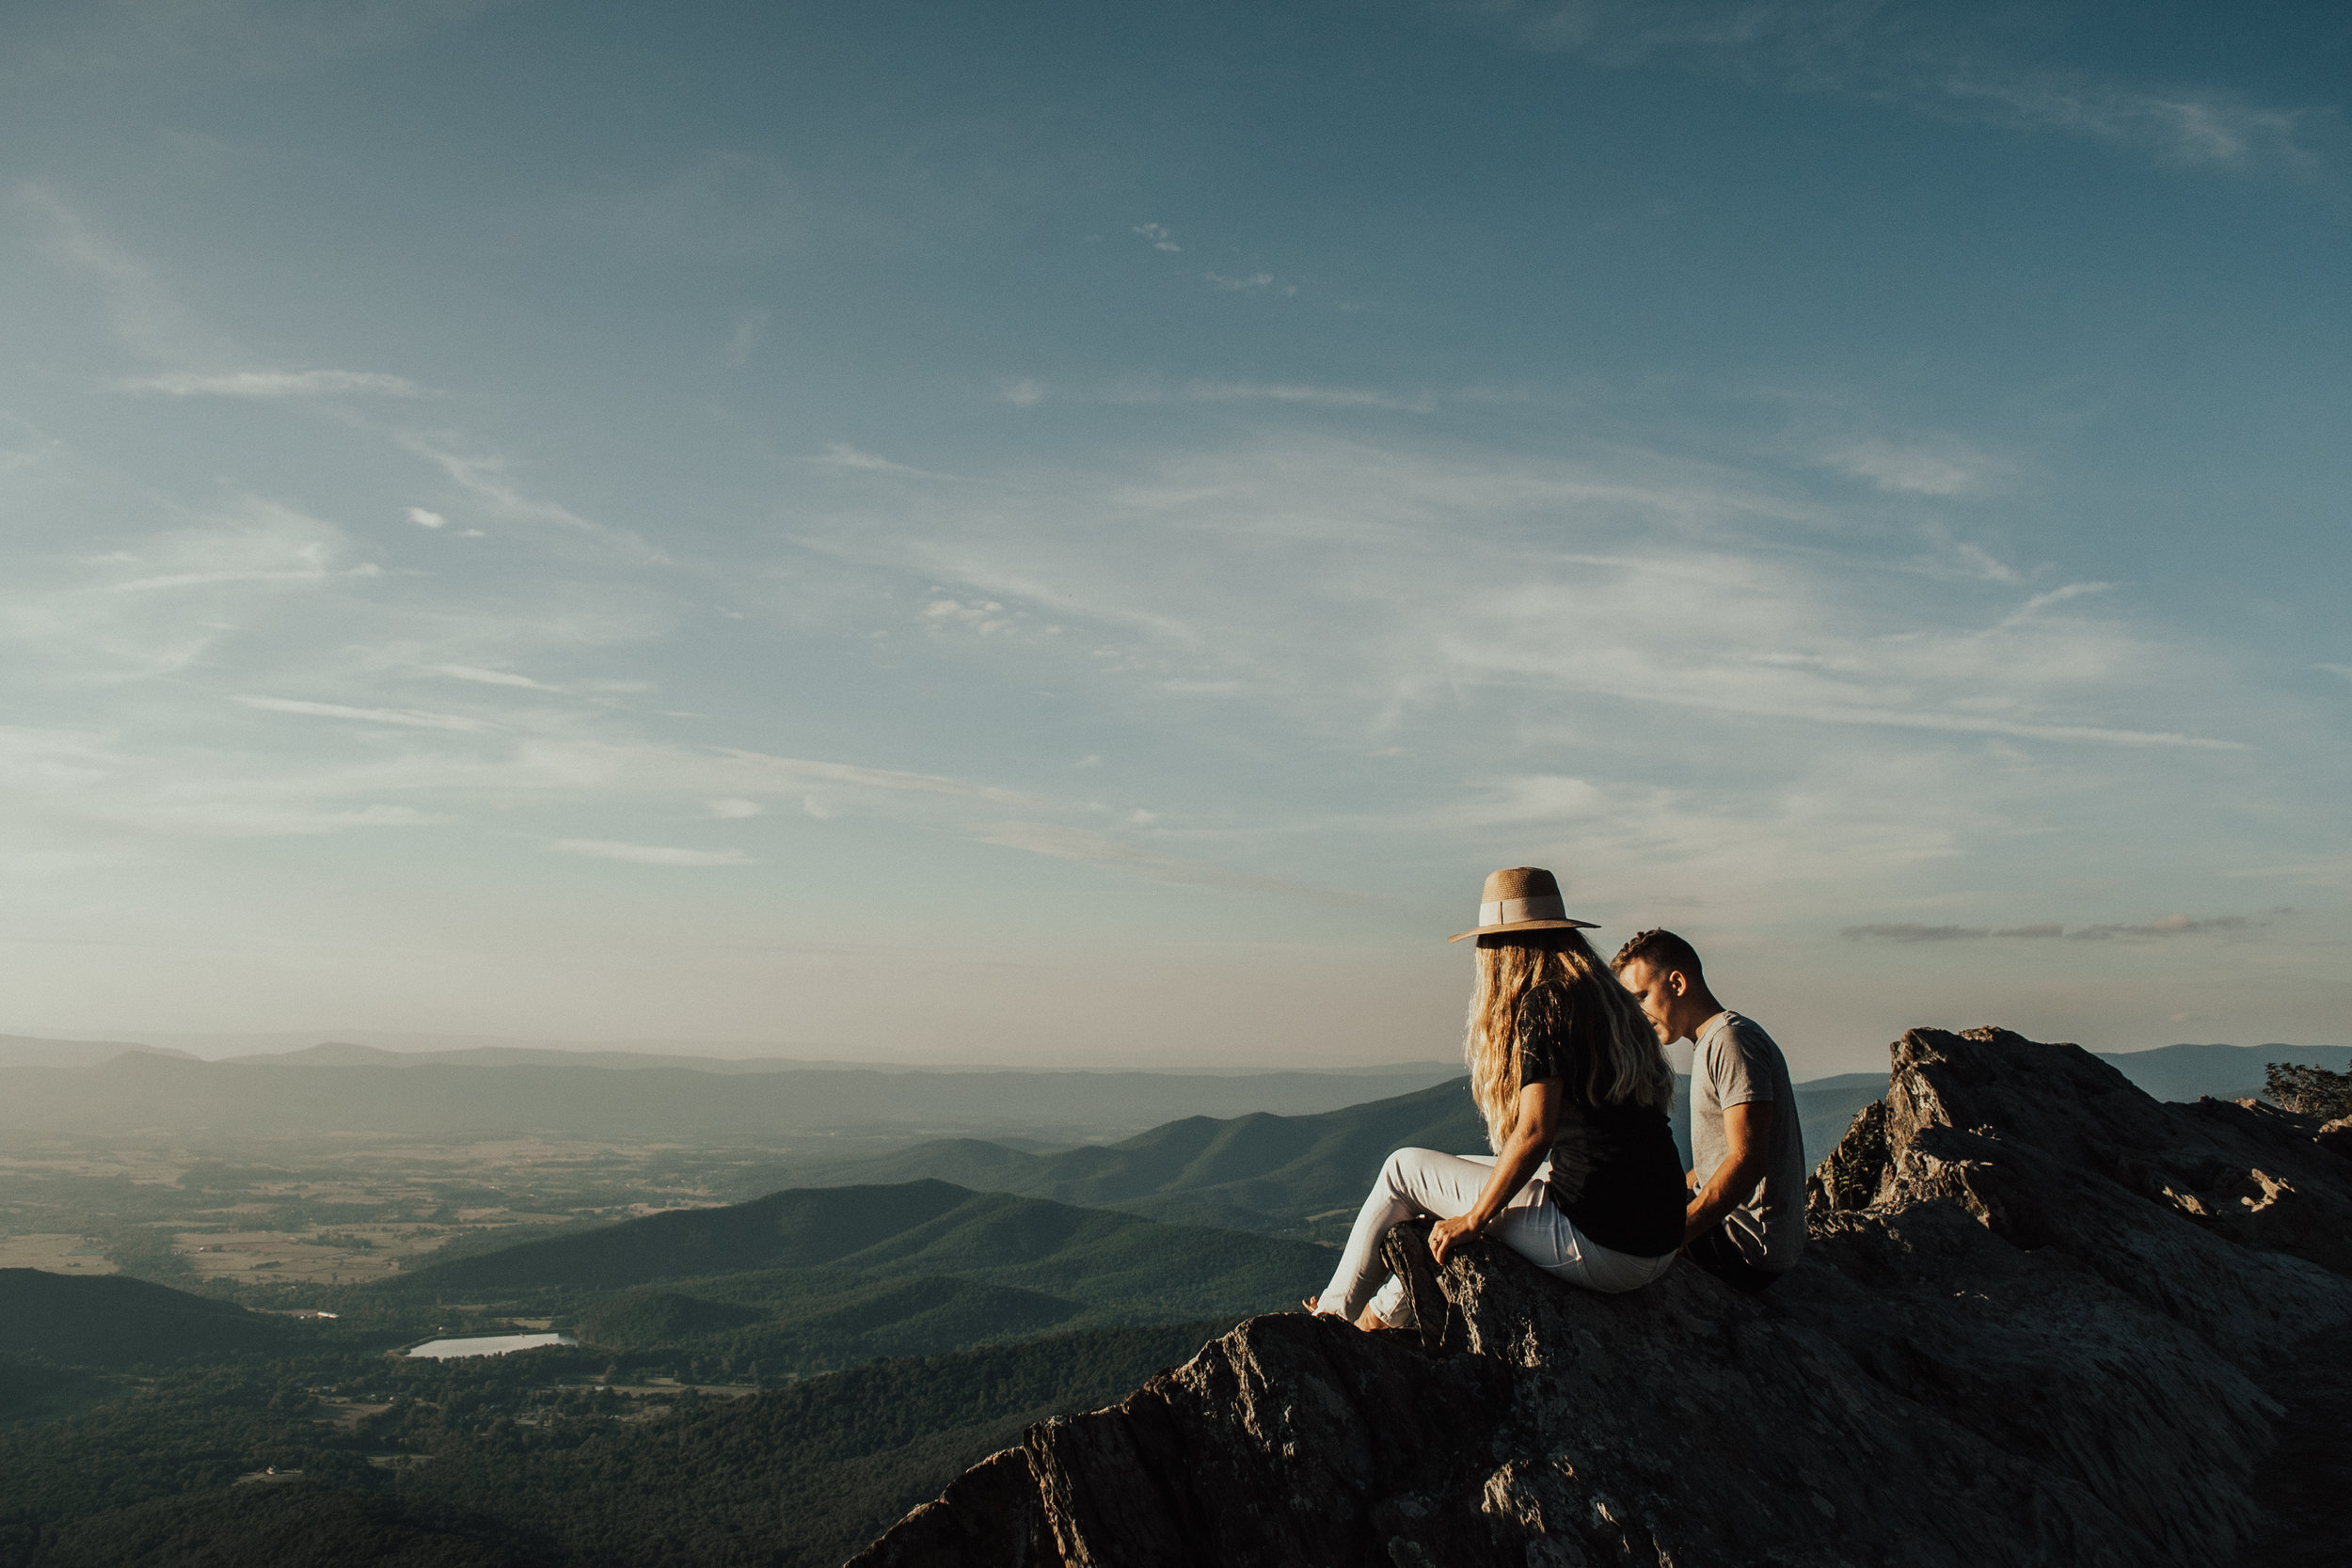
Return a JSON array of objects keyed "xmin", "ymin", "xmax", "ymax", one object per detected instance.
[{"xmin": 1465, "ymin": 928, "xmax": 1675, "ymax": 1150}]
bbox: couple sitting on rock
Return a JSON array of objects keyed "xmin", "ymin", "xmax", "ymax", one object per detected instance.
[{"xmin": 1310, "ymin": 866, "xmax": 1806, "ymax": 1328}]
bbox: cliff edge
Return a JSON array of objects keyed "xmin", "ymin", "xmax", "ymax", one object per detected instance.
[{"xmin": 848, "ymin": 1027, "xmax": 2352, "ymax": 1567}]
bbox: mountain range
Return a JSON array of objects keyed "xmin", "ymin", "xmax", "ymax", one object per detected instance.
[
  {"xmin": 761, "ymin": 1072, "xmax": 1892, "ymax": 1236},
  {"xmin": 748, "ymin": 1043, "xmax": 2341, "ymax": 1239},
  {"xmin": 0, "ymin": 1052, "xmax": 1463, "ymax": 1144}
]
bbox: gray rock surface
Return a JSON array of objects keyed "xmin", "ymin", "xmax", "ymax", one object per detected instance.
[{"xmin": 848, "ymin": 1027, "xmax": 2352, "ymax": 1567}]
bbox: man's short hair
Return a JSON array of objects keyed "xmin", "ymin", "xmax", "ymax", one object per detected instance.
[{"xmin": 1613, "ymin": 927, "xmax": 1705, "ymax": 986}]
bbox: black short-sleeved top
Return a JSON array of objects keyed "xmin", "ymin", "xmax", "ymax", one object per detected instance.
[{"xmin": 1514, "ymin": 980, "xmax": 1686, "ymax": 1259}]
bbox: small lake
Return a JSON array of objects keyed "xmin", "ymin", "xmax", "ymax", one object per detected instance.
[{"xmin": 404, "ymin": 1333, "xmax": 576, "ymax": 1359}]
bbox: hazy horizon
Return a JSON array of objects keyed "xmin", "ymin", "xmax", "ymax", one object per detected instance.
[
  {"xmin": 3, "ymin": 2, "xmax": 2344, "ymax": 1080},
  {"xmin": 8, "ymin": 1025, "xmax": 2337, "ymax": 1083}
]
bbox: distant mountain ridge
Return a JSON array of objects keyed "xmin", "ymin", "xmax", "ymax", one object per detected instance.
[
  {"xmin": 215, "ymin": 1040, "xmax": 1461, "ymax": 1078},
  {"xmin": 0, "ymin": 1055, "xmax": 1465, "ymax": 1143},
  {"xmin": 2097, "ymin": 1041, "xmax": 2352, "ymax": 1103},
  {"xmin": 771, "ymin": 1073, "xmax": 1896, "ymax": 1236},
  {"xmin": 0, "ymin": 1035, "xmax": 196, "ymax": 1069},
  {"xmin": 763, "ymin": 1045, "xmax": 2335, "ymax": 1238}
]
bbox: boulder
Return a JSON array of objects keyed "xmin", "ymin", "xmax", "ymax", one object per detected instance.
[{"xmin": 849, "ymin": 1027, "xmax": 2352, "ymax": 1567}]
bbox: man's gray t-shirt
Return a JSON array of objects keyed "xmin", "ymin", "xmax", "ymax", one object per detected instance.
[{"xmin": 1690, "ymin": 1011, "xmax": 1806, "ymax": 1272}]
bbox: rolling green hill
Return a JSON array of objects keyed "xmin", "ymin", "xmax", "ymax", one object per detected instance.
[
  {"xmin": 0, "ymin": 1271, "xmax": 289, "ymax": 1369},
  {"xmin": 569, "ymin": 1271, "xmax": 1087, "ymax": 1367},
  {"xmin": 389, "ymin": 1180, "xmax": 1328, "ymax": 1368},
  {"xmin": 774, "ymin": 1080, "xmax": 1489, "ymax": 1235}
]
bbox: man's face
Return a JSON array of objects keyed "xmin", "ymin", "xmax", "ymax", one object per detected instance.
[{"xmin": 1615, "ymin": 958, "xmax": 1681, "ymax": 1044}]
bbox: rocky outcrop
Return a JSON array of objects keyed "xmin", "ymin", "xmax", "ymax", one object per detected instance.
[{"xmin": 849, "ymin": 1028, "xmax": 2352, "ymax": 1567}]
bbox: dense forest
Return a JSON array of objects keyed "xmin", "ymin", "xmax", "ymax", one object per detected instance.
[{"xmin": 2, "ymin": 1320, "xmax": 1226, "ymax": 1568}]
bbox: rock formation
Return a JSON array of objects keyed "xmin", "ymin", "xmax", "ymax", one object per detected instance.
[{"xmin": 848, "ymin": 1028, "xmax": 2352, "ymax": 1567}]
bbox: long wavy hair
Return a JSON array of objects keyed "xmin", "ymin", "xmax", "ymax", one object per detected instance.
[{"xmin": 1465, "ymin": 928, "xmax": 1675, "ymax": 1150}]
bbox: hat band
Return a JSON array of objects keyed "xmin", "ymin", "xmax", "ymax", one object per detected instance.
[{"xmin": 1478, "ymin": 895, "xmax": 1565, "ymax": 927}]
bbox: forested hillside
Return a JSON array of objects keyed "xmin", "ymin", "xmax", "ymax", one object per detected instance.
[
  {"xmin": 0, "ymin": 1273, "xmax": 291, "ymax": 1368},
  {"xmin": 1, "ymin": 1321, "xmax": 1227, "ymax": 1568},
  {"xmin": 390, "ymin": 1180, "xmax": 1327, "ymax": 1373}
]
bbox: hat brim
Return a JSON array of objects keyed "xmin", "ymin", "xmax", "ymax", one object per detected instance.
[{"xmin": 1447, "ymin": 917, "xmax": 1599, "ymax": 943}]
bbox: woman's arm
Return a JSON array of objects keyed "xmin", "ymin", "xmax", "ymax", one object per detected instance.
[{"xmin": 1430, "ymin": 1079, "xmax": 1562, "ymax": 1265}]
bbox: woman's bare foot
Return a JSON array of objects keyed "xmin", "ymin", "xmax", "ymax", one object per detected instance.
[{"xmin": 1304, "ymin": 1294, "xmax": 1387, "ymax": 1332}]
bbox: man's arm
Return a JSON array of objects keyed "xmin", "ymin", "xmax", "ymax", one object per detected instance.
[
  {"xmin": 1685, "ymin": 1100, "xmax": 1772, "ymax": 1245},
  {"xmin": 1431, "ymin": 1080, "xmax": 1560, "ymax": 1265}
]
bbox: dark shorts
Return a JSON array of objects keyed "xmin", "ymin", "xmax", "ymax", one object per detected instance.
[{"xmin": 1684, "ymin": 1222, "xmax": 1786, "ymax": 1294}]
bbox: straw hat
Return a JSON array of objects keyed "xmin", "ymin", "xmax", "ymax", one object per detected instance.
[{"xmin": 1447, "ymin": 865, "xmax": 1597, "ymax": 942}]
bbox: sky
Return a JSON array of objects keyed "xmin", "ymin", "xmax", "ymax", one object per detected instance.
[{"xmin": 1, "ymin": 0, "xmax": 2345, "ymax": 1076}]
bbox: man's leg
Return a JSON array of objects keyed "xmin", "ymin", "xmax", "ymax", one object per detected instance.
[{"xmin": 1683, "ymin": 1222, "xmax": 1784, "ymax": 1293}]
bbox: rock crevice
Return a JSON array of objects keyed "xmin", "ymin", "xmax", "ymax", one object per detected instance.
[{"xmin": 851, "ymin": 1028, "xmax": 2352, "ymax": 1567}]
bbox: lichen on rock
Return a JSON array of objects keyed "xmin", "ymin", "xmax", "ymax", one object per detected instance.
[{"xmin": 849, "ymin": 1027, "xmax": 2352, "ymax": 1567}]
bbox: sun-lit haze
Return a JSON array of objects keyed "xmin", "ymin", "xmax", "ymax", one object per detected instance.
[{"xmin": 2, "ymin": 2, "xmax": 2345, "ymax": 1076}]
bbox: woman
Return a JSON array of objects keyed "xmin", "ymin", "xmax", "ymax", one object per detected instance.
[{"xmin": 1311, "ymin": 866, "xmax": 1685, "ymax": 1325}]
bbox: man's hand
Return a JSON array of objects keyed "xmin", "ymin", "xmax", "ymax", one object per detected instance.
[
  {"xmin": 1429, "ymin": 1212, "xmax": 1481, "ymax": 1265},
  {"xmin": 1685, "ymin": 1101, "xmax": 1772, "ymax": 1245}
]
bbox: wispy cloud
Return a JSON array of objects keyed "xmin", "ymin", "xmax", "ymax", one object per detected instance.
[
  {"xmin": 86, "ymin": 500, "xmax": 377, "ymax": 598},
  {"xmin": 1937, "ymin": 64, "xmax": 2320, "ymax": 172},
  {"xmin": 234, "ymin": 696, "xmax": 495, "ymax": 733},
  {"xmin": 1841, "ymin": 922, "xmax": 2061, "ymax": 942},
  {"xmin": 2065, "ymin": 911, "xmax": 2277, "ymax": 942},
  {"xmin": 976, "ymin": 821, "xmax": 1365, "ymax": 903},
  {"xmin": 717, "ymin": 751, "xmax": 1046, "ymax": 806},
  {"xmin": 725, "ymin": 309, "xmax": 769, "ymax": 366},
  {"xmin": 808, "ymin": 435, "xmax": 2252, "ymax": 754},
  {"xmin": 550, "ymin": 839, "xmax": 752, "ymax": 866},
  {"xmin": 813, "ymin": 442, "xmax": 917, "ymax": 472},
  {"xmin": 1133, "ymin": 222, "xmax": 1181, "ymax": 252},
  {"xmin": 1814, "ymin": 436, "xmax": 1992, "ymax": 497},
  {"xmin": 427, "ymin": 664, "xmax": 558, "ymax": 690},
  {"xmin": 118, "ymin": 369, "xmax": 425, "ymax": 398},
  {"xmin": 1997, "ymin": 581, "xmax": 2114, "ymax": 628},
  {"xmin": 1203, "ymin": 271, "xmax": 1295, "ymax": 296},
  {"xmin": 1843, "ymin": 912, "xmax": 2283, "ymax": 942},
  {"xmin": 17, "ymin": 0, "xmax": 504, "ymax": 78},
  {"xmin": 1181, "ymin": 381, "xmax": 1432, "ymax": 412},
  {"xmin": 2227, "ymin": 855, "xmax": 2352, "ymax": 890},
  {"xmin": 391, "ymin": 429, "xmax": 665, "ymax": 563},
  {"xmin": 19, "ymin": 183, "xmax": 233, "ymax": 363},
  {"xmin": 1473, "ymin": 1, "xmax": 2334, "ymax": 175}
]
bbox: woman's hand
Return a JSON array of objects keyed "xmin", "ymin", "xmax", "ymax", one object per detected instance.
[
  {"xmin": 1431, "ymin": 1080, "xmax": 1561, "ymax": 1267},
  {"xmin": 1429, "ymin": 1212, "xmax": 1483, "ymax": 1264}
]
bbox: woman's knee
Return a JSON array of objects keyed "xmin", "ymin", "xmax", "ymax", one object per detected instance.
[{"xmin": 1379, "ymin": 1146, "xmax": 1436, "ymax": 1196}]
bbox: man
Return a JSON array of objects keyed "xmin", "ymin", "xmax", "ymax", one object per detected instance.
[{"xmin": 1612, "ymin": 928, "xmax": 1804, "ymax": 1291}]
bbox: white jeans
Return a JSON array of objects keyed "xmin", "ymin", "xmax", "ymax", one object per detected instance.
[{"xmin": 1314, "ymin": 1147, "xmax": 1677, "ymax": 1322}]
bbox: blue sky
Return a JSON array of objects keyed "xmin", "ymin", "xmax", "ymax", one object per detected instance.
[{"xmin": 1, "ymin": 1, "xmax": 2345, "ymax": 1074}]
